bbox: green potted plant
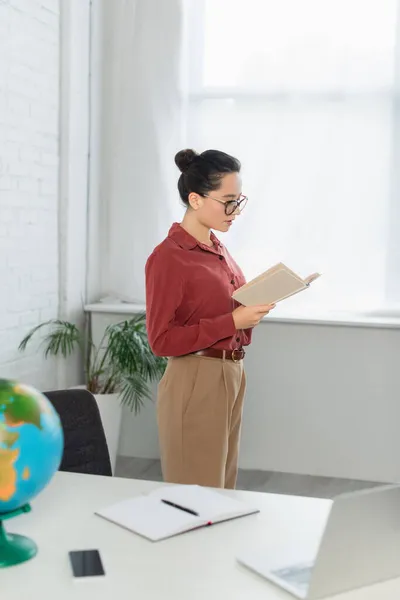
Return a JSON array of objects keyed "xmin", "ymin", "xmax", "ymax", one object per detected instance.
[{"xmin": 18, "ymin": 313, "xmax": 166, "ymax": 472}]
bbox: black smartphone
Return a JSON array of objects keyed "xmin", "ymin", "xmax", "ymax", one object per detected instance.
[{"xmin": 68, "ymin": 549, "xmax": 105, "ymax": 578}]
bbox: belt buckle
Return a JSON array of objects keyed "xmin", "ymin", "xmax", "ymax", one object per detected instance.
[{"xmin": 232, "ymin": 348, "xmax": 242, "ymax": 363}]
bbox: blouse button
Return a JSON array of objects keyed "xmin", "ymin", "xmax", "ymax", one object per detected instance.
[
  {"xmin": 236, "ymin": 337, "xmax": 240, "ymax": 342},
  {"xmin": 230, "ymin": 279, "xmax": 235, "ymax": 285},
  {"xmin": 219, "ymin": 255, "xmax": 223, "ymax": 260}
]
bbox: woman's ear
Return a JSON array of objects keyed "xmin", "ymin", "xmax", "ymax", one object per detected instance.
[{"xmin": 188, "ymin": 192, "xmax": 203, "ymax": 211}]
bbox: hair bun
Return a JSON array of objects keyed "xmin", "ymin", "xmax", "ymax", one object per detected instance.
[{"xmin": 175, "ymin": 149, "xmax": 198, "ymax": 173}]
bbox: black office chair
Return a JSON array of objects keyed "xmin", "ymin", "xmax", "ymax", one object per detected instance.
[{"xmin": 44, "ymin": 388, "xmax": 112, "ymax": 477}]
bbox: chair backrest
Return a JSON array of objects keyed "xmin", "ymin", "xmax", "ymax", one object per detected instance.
[{"xmin": 44, "ymin": 388, "xmax": 112, "ymax": 477}]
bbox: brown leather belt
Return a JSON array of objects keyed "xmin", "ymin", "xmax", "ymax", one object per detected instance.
[{"xmin": 192, "ymin": 348, "xmax": 245, "ymax": 362}]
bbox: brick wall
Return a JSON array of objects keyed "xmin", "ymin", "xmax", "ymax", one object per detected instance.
[{"xmin": 0, "ymin": 0, "xmax": 60, "ymax": 389}]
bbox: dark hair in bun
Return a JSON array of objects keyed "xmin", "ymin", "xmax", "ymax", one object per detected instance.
[
  {"xmin": 174, "ymin": 148, "xmax": 241, "ymax": 207},
  {"xmin": 175, "ymin": 149, "xmax": 198, "ymax": 173}
]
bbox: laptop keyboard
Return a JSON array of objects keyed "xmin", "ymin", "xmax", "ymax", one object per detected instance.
[{"xmin": 272, "ymin": 561, "xmax": 314, "ymax": 592}]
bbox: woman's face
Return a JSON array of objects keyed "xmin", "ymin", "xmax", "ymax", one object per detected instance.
[{"xmin": 189, "ymin": 172, "xmax": 244, "ymax": 233}]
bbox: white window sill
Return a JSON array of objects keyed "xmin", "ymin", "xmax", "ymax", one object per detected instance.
[
  {"xmin": 84, "ymin": 302, "xmax": 400, "ymax": 330},
  {"xmin": 261, "ymin": 310, "xmax": 400, "ymax": 329},
  {"xmin": 85, "ymin": 302, "xmax": 147, "ymax": 315}
]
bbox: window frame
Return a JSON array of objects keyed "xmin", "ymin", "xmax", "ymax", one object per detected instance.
[{"xmin": 184, "ymin": 0, "xmax": 400, "ymax": 316}]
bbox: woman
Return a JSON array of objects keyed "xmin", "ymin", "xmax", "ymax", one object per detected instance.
[{"xmin": 145, "ymin": 149, "xmax": 274, "ymax": 489}]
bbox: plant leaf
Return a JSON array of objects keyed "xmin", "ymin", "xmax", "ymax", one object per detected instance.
[
  {"xmin": 19, "ymin": 319, "xmax": 82, "ymax": 359},
  {"xmin": 42, "ymin": 322, "xmax": 81, "ymax": 358},
  {"xmin": 106, "ymin": 315, "xmax": 166, "ymax": 380},
  {"xmin": 18, "ymin": 320, "xmax": 57, "ymax": 352},
  {"xmin": 119, "ymin": 372, "xmax": 153, "ymax": 415}
]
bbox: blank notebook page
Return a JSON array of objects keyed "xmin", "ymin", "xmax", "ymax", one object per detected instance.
[
  {"xmin": 97, "ymin": 495, "xmax": 199, "ymax": 541},
  {"xmin": 149, "ymin": 485, "xmax": 254, "ymax": 522}
]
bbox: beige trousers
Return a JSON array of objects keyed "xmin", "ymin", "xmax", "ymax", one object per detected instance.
[{"xmin": 157, "ymin": 354, "xmax": 246, "ymax": 489}]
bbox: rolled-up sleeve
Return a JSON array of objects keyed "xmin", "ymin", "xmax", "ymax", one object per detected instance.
[{"xmin": 145, "ymin": 251, "xmax": 236, "ymax": 357}]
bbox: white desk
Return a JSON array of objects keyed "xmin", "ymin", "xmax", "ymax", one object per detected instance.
[{"xmin": 2, "ymin": 472, "xmax": 399, "ymax": 600}]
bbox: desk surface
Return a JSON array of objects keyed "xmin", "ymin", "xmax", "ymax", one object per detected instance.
[{"xmin": 2, "ymin": 472, "xmax": 399, "ymax": 600}]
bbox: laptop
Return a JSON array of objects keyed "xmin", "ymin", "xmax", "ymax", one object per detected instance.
[{"xmin": 237, "ymin": 484, "xmax": 400, "ymax": 599}]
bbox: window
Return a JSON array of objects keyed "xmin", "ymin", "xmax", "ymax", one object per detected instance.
[{"xmin": 184, "ymin": 0, "xmax": 400, "ymax": 313}]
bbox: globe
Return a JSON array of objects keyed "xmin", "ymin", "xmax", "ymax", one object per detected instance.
[{"xmin": 0, "ymin": 379, "xmax": 64, "ymax": 567}]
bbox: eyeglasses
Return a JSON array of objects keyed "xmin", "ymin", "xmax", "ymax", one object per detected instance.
[{"xmin": 204, "ymin": 194, "xmax": 248, "ymax": 216}]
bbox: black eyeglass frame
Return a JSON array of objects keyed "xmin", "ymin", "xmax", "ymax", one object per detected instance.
[{"xmin": 203, "ymin": 194, "xmax": 248, "ymax": 216}]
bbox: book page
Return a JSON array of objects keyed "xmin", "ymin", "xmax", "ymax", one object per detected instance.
[
  {"xmin": 233, "ymin": 269, "xmax": 307, "ymax": 306},
  {"xmin": 96, "ymin": 495, "xmax": 200, "ymax": 541},
  {"xmin": 150, "ymin": 485, "xmax": 257, "ymax": 523},
  {"xmin": 304, "ymin": 272, "xmax": 321, "ymax": 285},
  {"xmin": 237, "ymin": 263, "xmax": 304, "ymax": 293}
]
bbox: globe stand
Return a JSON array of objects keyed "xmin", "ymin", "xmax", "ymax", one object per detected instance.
[{"xmin": 0, "ymin": 504, "xmax": 37, "ymax": 568}]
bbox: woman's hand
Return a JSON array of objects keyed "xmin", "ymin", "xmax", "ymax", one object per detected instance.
[{"xmin": 232, "ymin": 303, "xmax": 275, "ymax": 329}]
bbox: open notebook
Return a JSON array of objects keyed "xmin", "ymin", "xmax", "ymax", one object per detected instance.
[
  {"xmin": 96, "ymin": 484, "xmax": 259, "ymax": 542},
  {"xmin": 232, "ymin": 262, "xmax": 321, "ymax": 307}
]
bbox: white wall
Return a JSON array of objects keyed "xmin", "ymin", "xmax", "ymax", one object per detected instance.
[
  {"xmin": 57, "ymin": 0, "xmax": 91, "ymax": 388},
  {"xmin": 88, "ymin": 307, "xmax": 400, "ymax": 484},
  {"xmin": 0, "ymin": 0, "xmax": 60, "ymax": 389},
  {"xmin": 0, "ymin": 0, "xmax": 91, "ymax": 391},
  {"xmin": 240, "ymin": 320, "xmax": 400, "ymax": 483},
  {"xmin": 85, "ymin": 0, "xmax": 105, "ymax": 303}
]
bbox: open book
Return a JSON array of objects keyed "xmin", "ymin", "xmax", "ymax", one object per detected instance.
[
  {"xmin": 95, "ymin": 484, "xmax": 259, "ymax": 542},
  {"xmin": 232, "ymin": 262, "xmax": 321, "ymax": 307}
]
